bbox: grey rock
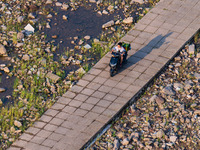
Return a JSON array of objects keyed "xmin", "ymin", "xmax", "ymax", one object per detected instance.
[
  {"xmin": 17, "ymin": 32, "xmax": 24, "ymax": 40},
  {"xmin": 157, "ymin": 129, "xmax": 164, "ymax": 138},
  {"xmin": 17, "ymin": 16, "xmax": 24, "ymax": 23},
  {"xmin": 162, "ymin": 85, "xmax": 175, "ymax": 95},
  {"xmin": 14, "ymin": 120, "xmax": 22, "ymax": 128},
  {"xmin": 122, "ymin": 137, "xmax": 130, "ymax": 145},
  {"xmin": 46, "ymin": 0, "xmax": 53, "ymax": 4},
  {"xmin": 170, "ymin": 136, "xmax": 177, "ymax": 143},
  {"xmin": 188, "ymin": 44, "xmax": 195, "ymax": 55},
  {"xmin": 22, "ymin": 54, "xmax": 30, "ymax": 61},
  {"xmin": 61, "ymin": 4, "xmax": 69, "ymax": 10},
  {"xmin": 113, "ymin": 139, "xmax": 120, "ymax": 150}
]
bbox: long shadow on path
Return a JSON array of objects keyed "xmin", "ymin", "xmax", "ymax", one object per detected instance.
[{"xmin": 118, "ymin": 32, "xmax": 173, "ymax": 73}]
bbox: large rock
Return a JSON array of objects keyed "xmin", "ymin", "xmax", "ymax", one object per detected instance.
[
  {"xmin": 123, "ymin": 17, "xmax": 133, "ymax": 24},
  {"xmin": 0, "ymin": 44, "xmax": 7, "ymax": 56},
  {"xmin": 102, "ymin": 20, "xmax": 114, "ymax": 28},
  {"xmin": 113, "ymin": 139, "xmax": 120, "ymax": 150}
]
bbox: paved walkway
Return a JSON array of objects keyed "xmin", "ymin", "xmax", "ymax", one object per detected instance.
[{"xmin": 9, "ymin": 0, "xmax": 200, "ymax": 150}]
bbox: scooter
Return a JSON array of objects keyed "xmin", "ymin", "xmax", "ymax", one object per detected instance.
[{"xmin": 109, "ymin": 51, "xmax": 127, "ymax": 77}]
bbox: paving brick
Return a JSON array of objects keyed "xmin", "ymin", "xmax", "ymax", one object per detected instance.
[
  {"xmin": 139, "ymin": 73, "xmax": 154, "ymax": 81},
  {"xmin": 44, "ymin": 124, "xmax": 58, "ymax": 132},
  {"xmin": 37, "ymin": 130, "xmax": 52, "ymax": 138},
  {"xmin": 61, "ymin": 120, "xmax": 74, "ymax": 129},
  {"xmin": 138, "ymin": 59, "xmax": 153, "ymax": 67},
  {"xmin": 144, "ymin": 26, "xmax": 158, "ymax": 33},
  {"xmin": 49, "ymin": 117, "xmax": 64, "ymax": 126},
  {"xmin": 54, "ymin": 126, "xmax": 70, "ymax": 135},
  {"xmin": 96, "ymin": 100, "xmax": 112, "ymax": 108},
  {"xmin": 24, "ymin": 142, "xmax": 49, "ymax": 150},
  {"xmin": 48, "ymin": 133, "xmax": 64, "ymax": 141},
  {"xmin": 126, "ymin": 85, "xmax": 141, "ymax": 94},
  {"xmin": 149, "ymin": 62, "xmax": 163, "ymax": 71},
  {"xmin": 133, "ymin": 51, "xmax": 148, "ymax": 59},
  {"xmin": 134, "ymin": 23, "xmax": 147, "ymax": 31},
  {"xmin": 19, "ymin": 133, "xmax": 33, "ymax": 141},
  {"xmin": 126, "ymin": 70, "xmax": 141, "ymax": 78},
  {"xmin": 69, "ymin": 100, "xmax": 83, "ymax": 107},
  {"xmin": 13, "ymin": 140, "xmax": 28, "ymax": 147},
  {"xmin": 98, "ymin": 85, "xmax": 112, "ymax": 93},
  {"xmin": 80, "ymin": 102, "xmax": 94, "ymax": 111},
  {"xmin": 76, "ymin": 79, "xmax": 89, "ymax": 87},
  {"xmin": 87, "ymin": 82, "xmax": 101, "ymax": 90},
  {"xmin": 103, "ymin": 79, "xmax": 118, "ymax": 87},
  {"xmin": 120, "ymin": 76, "xmax": 136, "ymax": 84},
  {"xmin": 74, "ymin": 93, "xmax": 89, "ymax": 102},
  {"xmin": 102, "ymin": 109, "xmax": 117, "ymax": 117},
  {"xmin": 7, "ymin": 147, "xmax": 21, "ymax": 150},
  {"xmin": 99, "ymin": 70, "xmax": 110, "ymax": 78},
  {"xmin": 25, "ymin": 127, "xmax": 40, "ymax": 135},
  {"xmin": 39, "ymin": 115, "xmax": 52, "ymax": 123},
  {"xmin": 56, "ymin": 111, "xmax": 70, "ymax": 120},
  {"xmin": 77, "ymin": 118, "xmax": 94, "ymax": 126},
  {"xmin": 108, "ymin": 102, "xmax": 123, "ymax": 111},
  {"xmin": 91, "ymin": 105, "xmax": 106, "ymax": 114},
  {"xmin": 133, "ymin": 79, "xmax": 147, "ymax": 87},
  {"xmin": 114, "ymin": 97, "xmax": 129, "ymax": 105},
  {"xmin": 51, "ymin": 103, "xmax": 65, "ymax": 110},
  {"xmin": 33, "ymin": 121, "xmax": 46, "ymax": 129},
  {"xmin": 81, "ymin": 88, "xmax": 95, "ymax": 96},
  {"xmin": 62, "ymin": 106, "xmax": 76, "ymax": 114},
  {"xmin": 127, "ymin": 29, "xmax": 141, "ymax": 37},
  {"xmin": 144, "ymin": 67, "xmax": 158, "ymax": 75},
  {"xmin": 42, "ymin": 139, "xmax": 57, "ymax": 148},
  {"xmin": 84, "ymin": 111, "xmax": 99, "ymax": 120},
  {"xmin": 86, "ymin": 96, "xmax": 100, "ymax": 105},
  {"xmin": 120, "ymin": 34, "xmax": 136, "ymax": 43},
  {"xmin": 95, "ymin": 114, "xmax": 111, "ymax": 124},
  {"xmin": 44, "ymin": 109, "xmax": 59, "ymax": 117},
  {"xmin": 109, "ymin": 88, "xmax": 124, "ymax": 96},
  {"xmin": 69, "ymin": 85, "xmax": 84, "ymax": 93},
  {"xmin": 134, "ymin": 37, "xmax": 147, "ymax": 45},
  {"xmin": 57, "ymin": 97, "xmax": 72, "ymax": 105},
  {"xmin": 31, "ymin": 136, "xmax": 45, "ymax": 144},
  {"xmin": 74, "ymin": 108, "xmax": 88, "ymax": 116},
  {"xmin": 93, "ymin": 76, "xmax": 107, "ymax": 84},
  {"xmin": 115, "ymin": 82, "xmax": 130, "ymax": 90},
  {"xmin": 67, "ymin": 115, "xmax": 83, "ymax": 123},
  {"xmin": 88, "ymin": 68, "xmax": 102, "ymax": 75},
  {"xmin": 82, "ymin": 74, "xmax": 96, "ymax": 81},
  {"xmin": 92, "ymin": 91, "xmax": 106, "ymax": 99},
  {"xmin": 62, "ymin": 91, "xmax": 76, "ymax": 99}
]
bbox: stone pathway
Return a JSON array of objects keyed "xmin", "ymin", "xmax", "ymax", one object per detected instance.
[{"xmin": 9, "ymin": 0, "xmax": 200, "ymax": 150}]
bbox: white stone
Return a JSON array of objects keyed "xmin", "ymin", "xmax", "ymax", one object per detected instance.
[
  {"xmin": 170, "ymin": 136, "xmax": 177, "ymax": 143},
  {"xmin": 61, "ymin": 4, "xmax": 69, "ymax": 10},
  {"xmin": 102, "ymin": 20, "xmax": 114, "ymax": 28},
  {"xmin": 47, "ymin": 14, "xmax": 53, "ymax": 18},
  {"xmin": 84, "ymin": 44, "xmax": 92, "ymax": 49},
  {"xmin": 63, "ymin": 15, "xmax": 68, "ymax": 20},
  {"xmin": 84, "ymin": 35, "xmax": 90, "ymax": 40},
  {"xmin": 14, "ymin": 120, "xmax": 22, "ymax": 128},
  {"xmin": 157, "ymin": 130, "xmax": 164, "ymax": 138},
  {"xmin": 24, "ymin": 24, "xmax": 35, "ymax": 33},
  {"xmin": 55, "ymin": 2, "xmax": 62, "ymax": 7},
  {"xmin": 131, "ymin": 0, "xmax": 144, "ymax": 4},
  {"xmin": 4, "ymin": 67, "xmax": 10, "ymax": 73},
  {"xmin": 46, "ymin": 0, "xmax": 52, "ymax": 4},
  {"xmin": 89, "ymin": 0, "xmax": 96, "ymax": 3},
  {"xmin": 102, "ymin": 10, "xmax": 108, "ymax": 15}
]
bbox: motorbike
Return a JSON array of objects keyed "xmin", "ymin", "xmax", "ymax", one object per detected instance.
[{"xmin": 109, "ymin": 51, "xmax": 127, "ymax": 77}]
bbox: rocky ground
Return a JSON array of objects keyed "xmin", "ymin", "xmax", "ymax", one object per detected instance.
[{"xmin": 91, "ymin": 35, "xmax": 200, "ymax": 149}]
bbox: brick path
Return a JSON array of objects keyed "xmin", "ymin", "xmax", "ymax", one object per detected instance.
[{"xmin": 9, "ymin": 0, "xmax": 200, "ymax": 149}]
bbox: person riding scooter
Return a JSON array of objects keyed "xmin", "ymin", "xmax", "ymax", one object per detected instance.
[{"xmin": 111, "ymin": 42, "xmax": 126, "ymax": 66}]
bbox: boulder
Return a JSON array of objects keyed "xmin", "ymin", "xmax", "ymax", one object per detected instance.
[
  {"xmin": 123, "ymin": 17, "xmax": 133, "ymax": 24},
  {"xmin": 102, "ymin": 20, "xmax": 114, "ymax": 28},
  {"xmin": 0, "ymin": 44, "xmax": 7, "ymax": 56}
]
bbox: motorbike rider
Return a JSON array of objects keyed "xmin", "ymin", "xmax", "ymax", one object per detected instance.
[{"xmin": 111, "ymin": 42, "xmax": 126, "ymax": 66}]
